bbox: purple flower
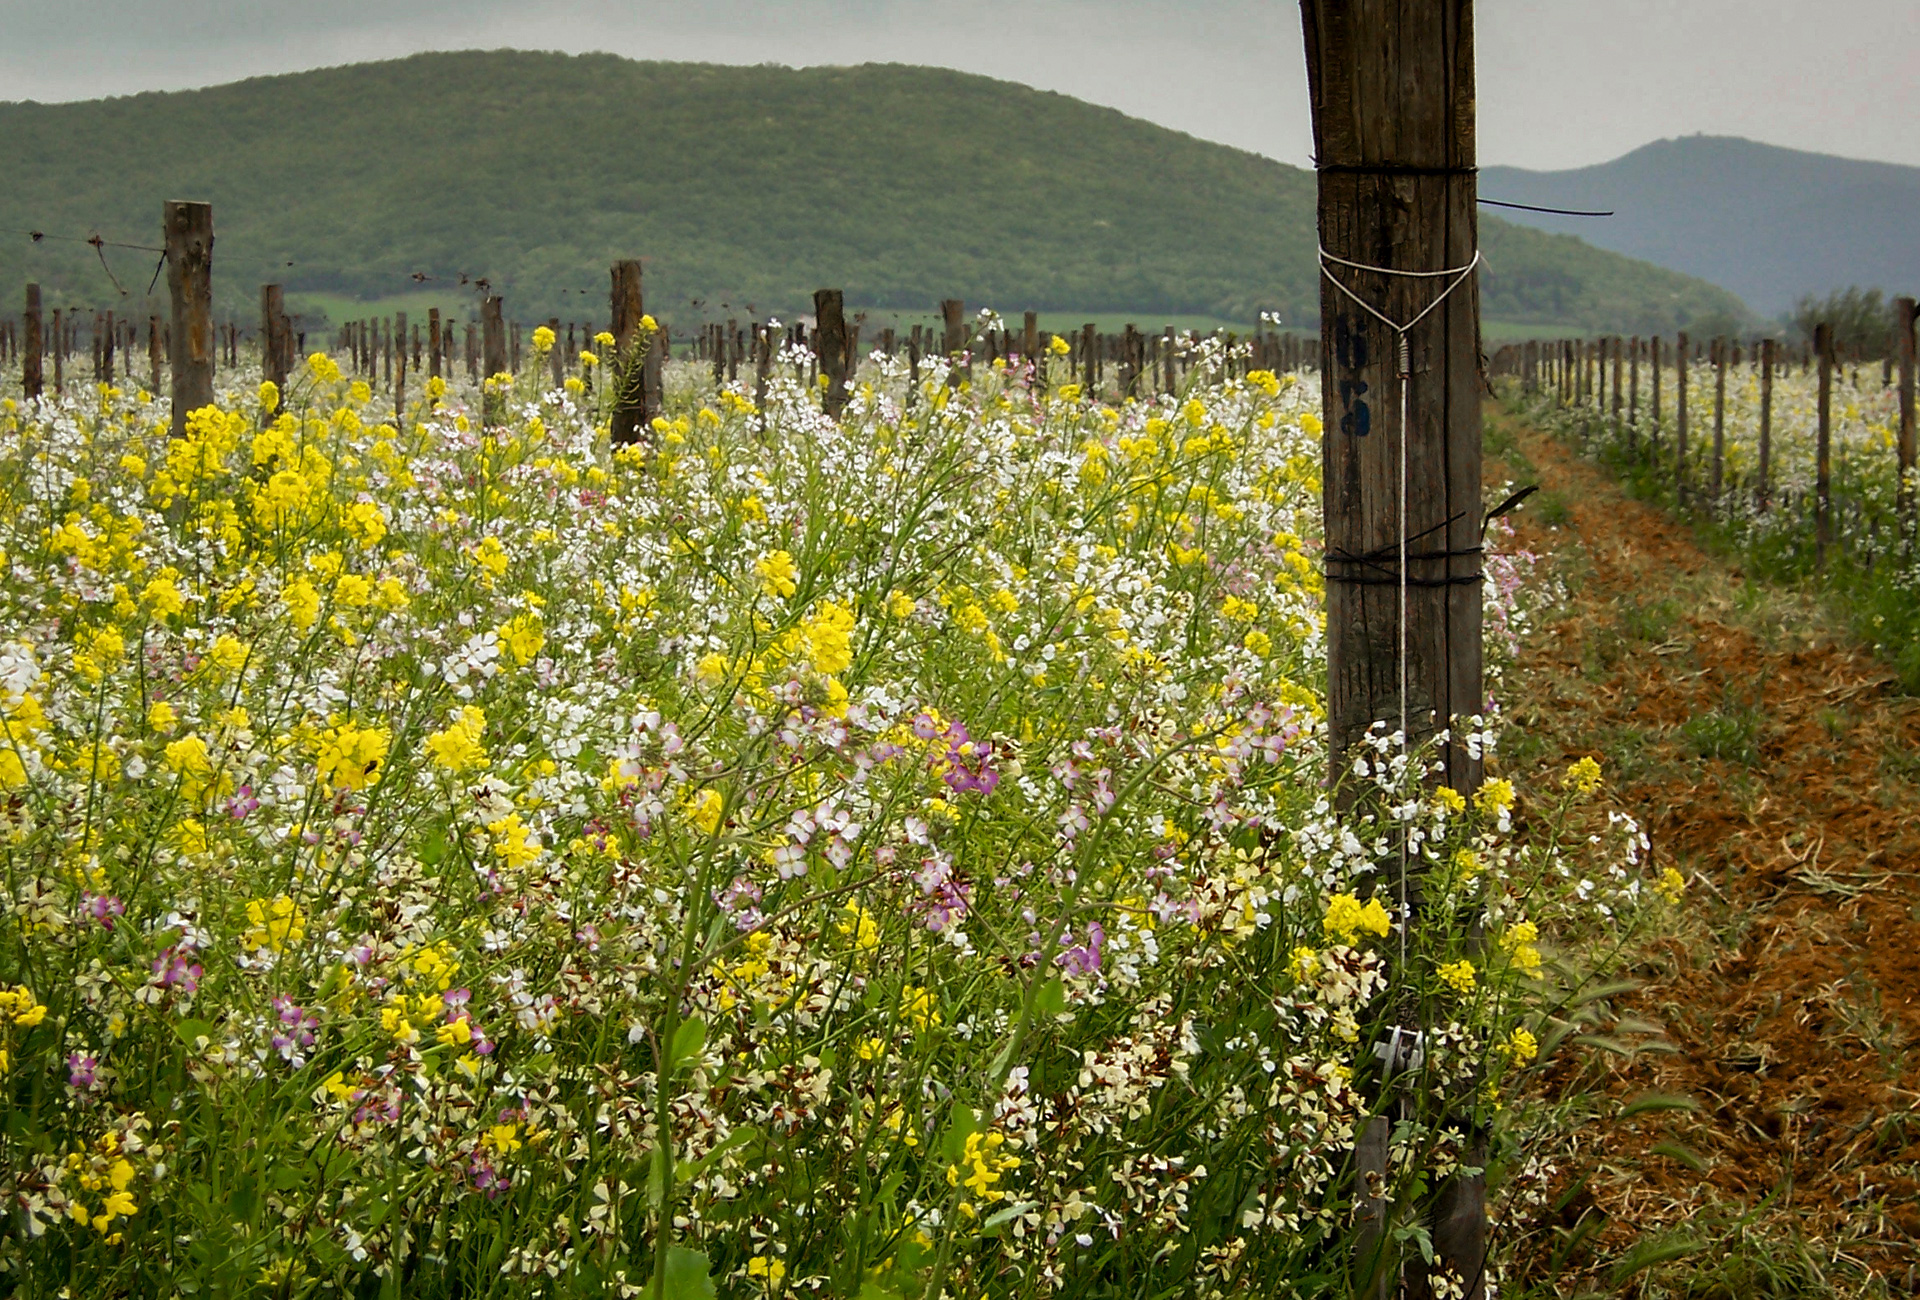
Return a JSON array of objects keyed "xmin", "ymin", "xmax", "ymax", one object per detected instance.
[
  {"xmin": 270, "ymin": 996, "xmax": 319, "ymax": 1063},
  {"xmin": 84, "ymin": 894, "xmax": 124, "ymax": 929},
  {"xmin": 152, "ymin": 944, "xmax": 203, "ymax": 994},
  {"xmin": 67, "ymin": 1053, "xmax": 99, "ymax": 1091},
  {"xmin": 1056, "ymin": 923, "xmax": 1105, "ymax": 978},
  {"xmin": 225, "ymin": 786, "xmax": 259, "ymax": 820}
]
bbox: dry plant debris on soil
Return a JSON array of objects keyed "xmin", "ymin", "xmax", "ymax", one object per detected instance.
[{"xmin": 1491, "ymin": 408, "xmax": 1920, "ymax": 1295}]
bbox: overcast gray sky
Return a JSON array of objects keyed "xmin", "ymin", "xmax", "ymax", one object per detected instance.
[{"xmin": 2, "ymin": 0, "xmax": 1914, "ymax": 171}]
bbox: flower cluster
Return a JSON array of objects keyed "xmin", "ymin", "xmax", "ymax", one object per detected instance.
[{"xmin": 0, "ymin": 338, "xmax": 1654, "ymax": 1296}]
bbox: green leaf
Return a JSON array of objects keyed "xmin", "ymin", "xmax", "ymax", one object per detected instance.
[
  {"xmin": 174, "ymin": 1018, "xmax": 217, "ymax": 1047},
  {"xmin": 670, "ymin": 1016, "xmax": 708, "ymax": 1071},
  {"xmin": 418, "ymin": 824, "xmax": 449, "ymax": 866},
  {"xmin": 1618, "ymin": 1092, "xmax": 1700, "ymax": 1119},
  {"xmin": 662, "ymin": 1246, "xmax": 717, "ymax": 1300},
  {"xmin": 857, "ymin": 1283, "xmax": 902, "ymax": 1300},
  {"xmin": 1607, "ymin": 1235, "xmax": 1702, "ymax": 1285},
  {"xmin": 1646, "ymin": 1141, "xmax": 1709, "ymax": 1173},
  {"xmin": 939, "ymin": 1108, "xmax": 983, "ymax": 1161},
  {"xmin": 676, "ymin": 1125, "xmax": 760, "ymax": 1182},
  {"xmin": 1035, "ymin": 976, "xmax": 1066, "ymax": 1017}
]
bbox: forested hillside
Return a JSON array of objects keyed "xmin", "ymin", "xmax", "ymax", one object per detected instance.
[{"xmin": 2, "ymin": 51, "xmax": 1747, "ymax": 332}]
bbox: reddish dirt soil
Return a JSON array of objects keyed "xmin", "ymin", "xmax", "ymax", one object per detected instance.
[{"xmin": 1495, "ymin": 411, "xmax": 1920, "ymax": 1288}]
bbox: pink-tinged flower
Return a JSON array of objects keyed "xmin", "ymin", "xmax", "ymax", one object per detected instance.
[
  {"xmin": 67, "ymin": 1053, "xmax": 99, "ymax": 1091},
  {"xmin": 84, "ymin": 894, "xmax": 124, "ymax": 929},
  {"xmin": 470, "ymin": 1156, "xmax": 511, "ymax": 1198},
  {"xmin": 225, "ymin": 785, "xmax": 259, "ymax": 819},
  {"xmin": 1056, "ymin": 923, "xmax": 1105, "ymax": 978},
  {"xmin": 152, "ymin": 944, "xmax": 203, "ymax": 994},
  {"xmin": 930, "ymin": 719, "xmax": 1000, "ymax": 795},
  {"xmin": 912, "ymin": 852, "xmax": 972, "ymax": 932},
  {"xmin": 271, "ymin": 996, "xmax": 319, "ymax": 1063}
]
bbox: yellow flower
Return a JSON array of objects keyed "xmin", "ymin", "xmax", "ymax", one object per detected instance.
[
  {"xmin": 756, "ymin": 549, "xmax": 799, "ymax": 599},
  {"xmin": 146, "ymin": 700, "xmax": 179, "ymax": 732},
  {"xmin": 1475, "ymin": 779, "xmax": 1514, "ymax": 815},
  {"xmin": 685, "ymin": 788, "xmax": 724, "ymax": 837},
  {"xmin": 1242, "ymin": 629, "xmax": 1273, "ymax": 658},
  {"xmin": 497, "ymin": 612, "xmax": 545, "ymax": 666},
  {"xmin": 257, "ymin": 380, "xmax": 280, "ymax": 411},
  {"xmin": 1321, "ymin": 893, "xmax": 1391, "ymax": 943},
  {"xmin": 1288, "ymin": 945, "xmax": 1318, "ymax": 982},
  {"xmin": 141, "ymin": 575, "xmax": 186, "ymax": 618},
  {"xmin": 1654, "ymin": 867, "xmax": 1686, "ymax": 904},
  {"xmin": 836, "ymin": 904, "xmax": 881, "ymax": 953},
  {"xmin": 799, "ymin": 601, "xmax": 855, "ymax": 675},
  {"xmin": 1502, "ymin": 920, "xmax": 1543, "ymax": 975},
  {"xmin": 1564, "ymin": 756, "xmax": 1602, "ymax": 794},
  {"xmin": 746, "ymin": 1256, "xmax": 786, "ymax": 1285},
  {"xmin": 531, "ymin": 325, "xmax": 556, "ymax": 352},
  {"xmin": 425, "ymin": 706, "xmax": 489, "ymax": 773},
  {"xmin": 1048, "ymin": 334, "xmax": 1070, "ymax": 356},
  {"xmin": 1499, "ymin": 1026, "xmax": 1539, "ymax": 1065},
  {"xmin": 885, "ymin": 589, "xmax": 916, "ymax": 619},
  {"xmin": 472, "ymin": 536, "xmax": 510, "ymax": 580},
  {"xmin": 244, "ymin": 896, "xmax": 307, "ymax": 953},
  {"xmin": 1437, "ymin": 958, "xmax": 1477, "ymax": 995},
  {"xmin": 1432, "ymin": 786, "xmax": 1466, "ymax": 814},
  {"xmin": 313, "ymin": 720, "xmax": 391, "ymax": 791},
  {"xmin": 484, "ymin": 1122, "xmax": 523, "ymax": 1156},
  {"xmin": 281, "ymin": 577, "xmax": 321, "ymax": 631},
  {"xmin": 901, "ymin": 984, "xmax": 941, "ymax": 1031}
]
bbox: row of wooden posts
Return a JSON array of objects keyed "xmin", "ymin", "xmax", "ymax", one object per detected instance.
[
  {"xmin": 1490, "ymin": 307, "xmax": 1920, "ymax": 564},
  {"xmin": 5, "ymin": 204, "xmax": 1316, "ymax": 438}
]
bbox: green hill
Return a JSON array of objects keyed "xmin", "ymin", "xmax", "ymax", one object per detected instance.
[
  {"xmin": 1, "ymin": 51, "xmax": 1747, "ymax": 336},
  {"xmin": 1484, "ymin": 136, "xmax": 1920, "ymax": 317}
]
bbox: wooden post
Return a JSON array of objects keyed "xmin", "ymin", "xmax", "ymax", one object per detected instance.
[
  {"xmin": 1023, "ymin": 310, "xmax": 1039, "ymax": 367},
  {"xmin": 548, "ymin": 317, "xmax": 564, "ymax": 389},
  {"xmin": 755, "ymin": 323, "xmax": 773, "ymax": 415},
  {"xmin": 1895, "ymin": 298, "xmax": 1916, "ymax": 536},
  {"xmin": 165, "ymin": 200, "xmax": 215, "ymax": 438},
  {"xmin": 1302, "ymin": 0, "xmax": 1483, "ymax": 1292},
  {"xmin": 51, "ymin": 309, "xmax": 63, "ymax": 393},
  {"xmin": 1081, "ymin": 323, "xmax": 1096, "ymax": 393},
  {"xmin": 481, "ymin": 295, "xmax": 507, "ymax": 426},
  {"xmin": 609, "ymin": 259, "xmax": 650, "ymax": 444},
  {"xmin": 1710, "ymin": 338, "xmax": 1726, "ymax": 501},
  {"xmin": 814, "ymin": 289, "xmax": 850, "ymax": 417},
  {"xmin": 1611, "ymin": 336, "xmax": 1624, "ymax": 428},
  {"xmin": 1757, "ymin": 338, "xmax": 1775, "ymax": 510},
  {"xmin": 394, "ymin": 311, "xmax": 408, "ymax": 418},
  {"xmin": 428, "ymin": 308, "xmax": 443, "ymax": 379},
  {"xmin": 261, "ymin": 284, "xmax": 288, "ymax": 416},
  {"xmin": 21, "ymin": 285, "xmax": 42, "ymax": 401},
  {"xmin": 1816, "ymin": 322, "xmax": 1833, "ymax": 567},
  {"xmin": 1674, "ymin": 331, "xmax": 1689, "ymax": 503}
]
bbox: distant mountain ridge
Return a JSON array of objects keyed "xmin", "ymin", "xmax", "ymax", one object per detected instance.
[
  {"xmin": 1483, "ymin": 136, "xmax": 1920, "ymax": 317},
  {"xmin": 1, "ymin": 51, "xmax": 1744, "ymax": 335}
]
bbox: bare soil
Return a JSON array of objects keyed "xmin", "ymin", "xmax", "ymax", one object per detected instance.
[{"xmin": 1493, "ymin": 408, "xmax": 1920, "ymax": 1292}]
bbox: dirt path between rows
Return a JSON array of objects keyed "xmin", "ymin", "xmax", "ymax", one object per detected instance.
[{"xmin": 1492, "ymin": 407, "xmax": 1920, "ymax": 1293}]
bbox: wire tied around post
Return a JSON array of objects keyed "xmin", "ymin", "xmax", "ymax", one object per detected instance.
[{"xmin": 1316, "ymin": 240, "xmax": 1481, "ymax": 1059}]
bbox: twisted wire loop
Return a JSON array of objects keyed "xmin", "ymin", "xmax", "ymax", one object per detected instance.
[{"xmin": 1314, "ymin": 240, "xmax": 1481, "ymax": 1011}]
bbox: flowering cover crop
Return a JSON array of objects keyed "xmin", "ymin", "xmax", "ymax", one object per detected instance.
[
  {"xmin": 1518, "ymin": 357, "xmax": 1920, "ymax": 682},
  {"xmin": 0, "ymin": 335, "xmax": 1652, "ymax": 1298}
]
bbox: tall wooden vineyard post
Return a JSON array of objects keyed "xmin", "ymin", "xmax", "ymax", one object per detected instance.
[
  {"xmin": 813, "ymin": 289, "xmax": 850, "ymax": 417},
  {"xmin": 261, "ymin": 284, "xmax": 289, "ymax": 418},
  {"xmin": 481, "ymin": 295, "xmax": 507, "ymax": 427},
  {"xmin": 1815, "ymin": 322, "xmax": 1833, "ymax": 568},
  {"xmin": 1896, "ymin": 297, "xmax": 1916, "ymax": 540},
  {"xmin": 1300, "ymin": 0, "xmax": 1484, "ymax": 1294},
  {"xmin": 22, "ymin": 285, "xmax": 42, "ymax": 401},
  {"xmin": 1757, "ymin": 338, "xmax": 1775, "ymax": 510},
  {"xmin": 165, "ymin": 200, "xmax": 215, "ymax": 439},
  {"xmin": 609, "ymin": 259, "xmax": 650, "ymax": 445}
]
